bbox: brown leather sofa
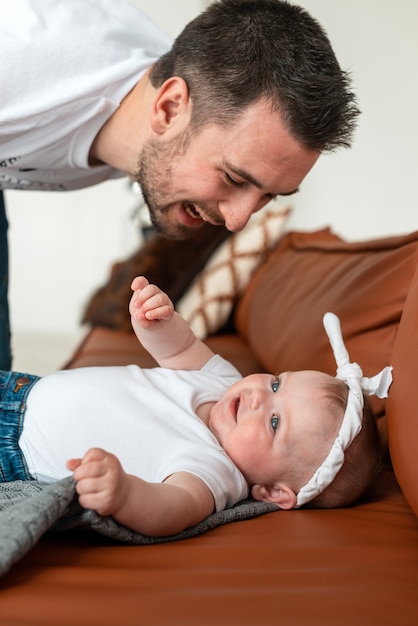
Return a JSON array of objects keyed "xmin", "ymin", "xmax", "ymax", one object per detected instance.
[{"xmin": 1, "ymin": 227, "xmax": 417, "ymax": 625}]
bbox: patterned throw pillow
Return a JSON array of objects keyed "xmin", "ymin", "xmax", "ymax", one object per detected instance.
[{"xmin": 177, "ymin": 205, "xmax": 291, "ymax": 339}]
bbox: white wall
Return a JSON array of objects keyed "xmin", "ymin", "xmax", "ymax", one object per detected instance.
[
  {"xmin": 6, "ymin": 0, "xmax": 418, "ymax": 341},
  {"xmin": 286, "ymin": 0, "xmax": 418, "ymax": 240}
]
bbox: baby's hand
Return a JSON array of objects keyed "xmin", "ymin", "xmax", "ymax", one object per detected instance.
[
  {"xmin": 129, "ymin": 276, "xmax": 174, "ymax": 329},
  {"xmin": 66, "ymin": 448, "xmax": 128, "ymax": 517}
]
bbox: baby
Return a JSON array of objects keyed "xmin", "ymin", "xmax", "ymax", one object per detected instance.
[{"xmin": 0, "ymin": 276, "xmax": 392, "ymax": 536}]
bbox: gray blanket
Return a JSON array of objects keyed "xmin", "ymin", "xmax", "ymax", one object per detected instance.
[{"xmin": 0, "ymin": 478, "xmax": 278, "ymax": 576}]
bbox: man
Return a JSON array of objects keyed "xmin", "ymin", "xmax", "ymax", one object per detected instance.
[{"xmin": 0, "ymin": 0, "xmax": 359, "ymax": 369}]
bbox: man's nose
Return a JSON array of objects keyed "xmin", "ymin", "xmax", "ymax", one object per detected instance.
[{"xmin": 219, "ymin": 196, "xmax": 265, "ymax": 232}]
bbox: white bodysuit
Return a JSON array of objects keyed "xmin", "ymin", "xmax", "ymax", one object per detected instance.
[
  {"xmin": 19, "ymin": 355, "xmax": 249, "ymax": 512},
  {"xmin": 0, "ymin": 0, "xmax": 171, "ymax": 191}
]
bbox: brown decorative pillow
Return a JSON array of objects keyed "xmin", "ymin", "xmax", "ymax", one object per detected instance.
[{"xmin": 82, "ymin": 224, "xmax": 231, "ymax": 333}]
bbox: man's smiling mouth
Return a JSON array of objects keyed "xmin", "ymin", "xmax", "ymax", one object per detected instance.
[
  {"xmin": 182, "ymin": 202, "xmax": 224, "ymax": 227},
  {"xmin": 184, "ymin": 202, "xmax": 204, "ymax": 220}
]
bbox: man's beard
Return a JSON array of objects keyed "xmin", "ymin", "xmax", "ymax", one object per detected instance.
[{"xmin": 134, "ymin": 132, "xmax": 197, "ymax": 241}]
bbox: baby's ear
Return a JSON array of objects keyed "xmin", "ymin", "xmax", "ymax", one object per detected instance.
[{"xmin": 251, "ymin": 483, "xmax": 297, "ymax": 510}]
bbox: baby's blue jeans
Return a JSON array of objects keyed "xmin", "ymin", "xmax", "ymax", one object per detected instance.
[{"xmin": 0, "ymin": 370, "xmax": 40, "ymax": 481}]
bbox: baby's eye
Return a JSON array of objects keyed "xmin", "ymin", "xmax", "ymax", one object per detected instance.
[
  {"xmin": 271, "ymin": 415, "xmax": 280, "ymax": 432},
  {"xmin": 272, "ymin": 378, "xmax": 280, "ymax": 393}
]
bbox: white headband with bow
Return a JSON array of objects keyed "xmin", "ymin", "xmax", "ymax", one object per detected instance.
[{"xmin": 295, "ymin": 312, "xmax": 393, "ymax": 508}]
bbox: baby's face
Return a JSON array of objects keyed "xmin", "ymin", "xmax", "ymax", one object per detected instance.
[{"xmin": 209, "ymin": 371, "xmax": 344, "ymax": 491}]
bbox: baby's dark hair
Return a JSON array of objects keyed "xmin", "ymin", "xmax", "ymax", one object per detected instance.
[
  {"xmin": 150, "ymin": 0, "xmax": 360, "ymax": 151},
  {"xmin": 307, "ymin": 394, "xmax": 386, "ymax": 509}
]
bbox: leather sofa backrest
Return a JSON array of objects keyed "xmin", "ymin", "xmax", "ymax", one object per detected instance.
[{"xmin": 386, "ymin": 258, "xmax": 418, "ymax": 516}]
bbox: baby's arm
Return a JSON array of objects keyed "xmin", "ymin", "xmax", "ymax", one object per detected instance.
[
  {"xmin": 66, "ymin": 448, "xmax": 214, "ymax": 536},
  {"xmin": 129, "ymin": 276, "xmax": 214, "ymax": 370}
]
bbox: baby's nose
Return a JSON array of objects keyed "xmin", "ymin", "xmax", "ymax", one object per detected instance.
[{"xmin": 250, "ymin": 389, "xmax": 262, "ymax": 411}]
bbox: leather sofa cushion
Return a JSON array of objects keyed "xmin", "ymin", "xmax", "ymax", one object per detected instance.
[{"xmin": 65, "ymin": 326, "xmax": 264, "ymax": 378}]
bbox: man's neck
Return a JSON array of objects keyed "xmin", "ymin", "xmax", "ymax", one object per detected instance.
[{"xmin": 89, "ymin": 72, "xmax": 152, "ymax": 176}]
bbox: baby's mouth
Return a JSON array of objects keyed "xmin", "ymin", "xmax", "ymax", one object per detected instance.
[{"xmin": 234, "ymin": 398, "xmax": 240, "ymax": 421}]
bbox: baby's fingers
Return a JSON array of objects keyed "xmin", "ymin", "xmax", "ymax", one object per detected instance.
[
  {"xmin": 69, "ymin": 448, "xmax": 109, "ymax": 481},
  {"xmin": 66, "ymin": 458, "xmax": 82, "ymax": 471},
  {"xmin": 141, "ymin": 295, "xmax": 173, "ymax": 321},
  {"xmin": 131, "ymin": 285, "xmax": 173, "ymax": 322},
  {"xmin": 130, "ymin": 275, "xmax": 149, "ymax": 292}
]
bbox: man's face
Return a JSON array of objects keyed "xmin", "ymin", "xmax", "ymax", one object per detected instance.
[
  {"xmin": 135, "ymin": 99, "xmax": 319, "ymax": 240},
  {"xmin": 208, "ymin": 371, "xmax": 345, "ymax": 492}
]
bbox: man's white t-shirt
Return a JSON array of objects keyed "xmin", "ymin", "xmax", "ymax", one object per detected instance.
[
  {"xmin": 0, "ymin": 0, "xmax": 172, "ymax": 191},
  {"xmin": 19, "ymin": 356, "xmax": 249, "ymax": 512}
]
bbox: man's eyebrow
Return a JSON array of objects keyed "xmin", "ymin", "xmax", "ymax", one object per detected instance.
[{"xmin": 225, "ymin": 162, "xmax": 299, "ymax": 196}]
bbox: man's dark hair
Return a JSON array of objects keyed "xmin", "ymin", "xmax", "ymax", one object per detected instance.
[{"xmin": 150, "ymin": 0, "xmax": 360, "ymax": 151}]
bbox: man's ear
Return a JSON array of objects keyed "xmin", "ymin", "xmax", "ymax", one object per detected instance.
[
  {"xmin": 251, "ymin": 483, "xmax": 297, "ymax": 510},
  {"xmin": 150, "ymin": 77, "xmax": 191, "ymax": 135}
]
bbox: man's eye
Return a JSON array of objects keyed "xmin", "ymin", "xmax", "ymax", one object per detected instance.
[
  {"xmin": 225, "ymin": 173, "xmax": 242, "ymax": 186},
  {"xmin": 271, "ymin": 415, "xmax": 280, "ymax": 432},
  {"xmin": 272, "ymin": 378, "xmax": 279, "ymax": 393}
]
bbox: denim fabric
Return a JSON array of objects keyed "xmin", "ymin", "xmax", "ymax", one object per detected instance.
[
  {"xmin": 0, "ymin": 371, "xmax": 40, "ymax": 481},
  {"xmin": 0, "ymin": 192, "xmax": 12, "ymax": 371}
]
